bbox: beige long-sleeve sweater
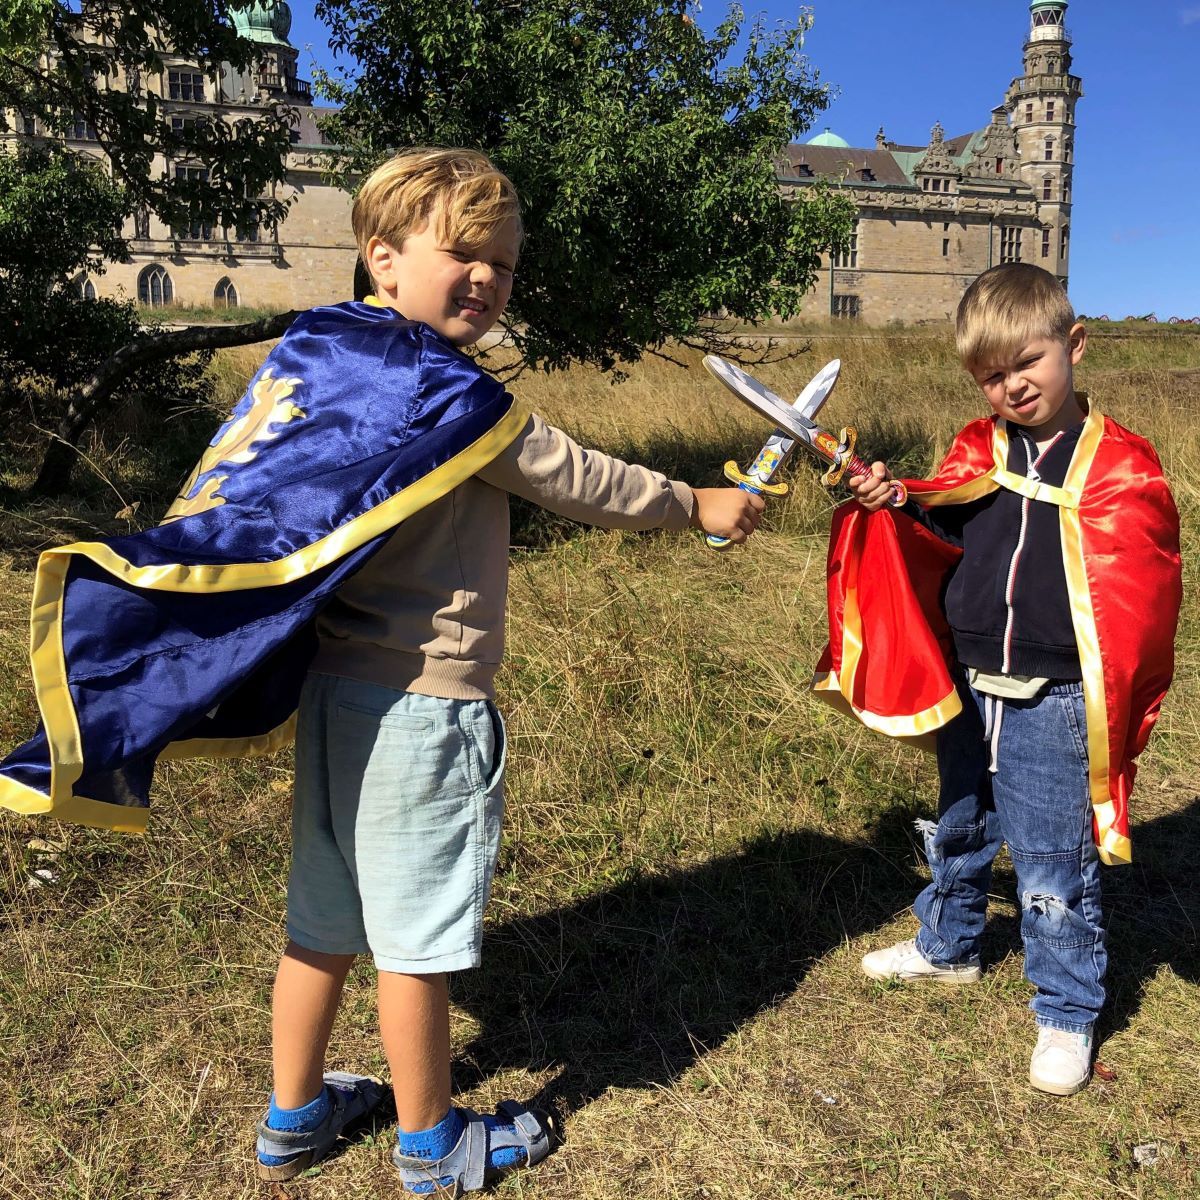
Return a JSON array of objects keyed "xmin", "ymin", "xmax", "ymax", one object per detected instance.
[{"xmin": 311, "ymin": 412, "xmax": 695, "ymax": 699}]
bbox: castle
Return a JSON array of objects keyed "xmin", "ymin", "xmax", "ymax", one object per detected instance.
[
  {"xmin": 2, "ymin": 1, "xmax": 1079, "ymax": 327},
  {"xmin": 783, "ymin": 0, "xmax": 1080, "ymax": 324}
]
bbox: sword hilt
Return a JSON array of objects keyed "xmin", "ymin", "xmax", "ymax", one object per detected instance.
[
  {"xmin": 820, "ymin": 427, "xmax": 907, "ymax": 507},
  {"xmin": 705, "ymin": 460, "xmax": 790, "ymax": 552}
]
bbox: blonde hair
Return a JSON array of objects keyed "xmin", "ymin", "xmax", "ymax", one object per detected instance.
[
  {"xmin": 351, "ymin": 147, "xmax": 522, "ymax": 276},
  {"xmin": 955, "ymin": 263, "xmax": 1076, "ymax": 371}
]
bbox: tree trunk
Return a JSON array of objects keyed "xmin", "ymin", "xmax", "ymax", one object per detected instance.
[{"xmin": 27, "ymin": 310, "xmax": 301, "ymax": 498}]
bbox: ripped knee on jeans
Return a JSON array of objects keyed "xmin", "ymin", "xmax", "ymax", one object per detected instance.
[
  {"xmin": 914, "ymin": 818, "xmax": 939, "ymax": 862},
  {"xmin": 1021, "ymin": 891, "xmax": 1095, "ymax": 948}
]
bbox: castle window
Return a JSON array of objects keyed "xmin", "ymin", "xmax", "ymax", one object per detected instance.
[
  {"xmin": 173, "ymin": 164, "xmax": 212, "ymax": 239},
  {"xmin": 1044, "ymin": 137, "xmax": 1054, "ymax": 161},
  {"xmin": 1060, "ymin": 224, "xmax": 1070, "ymax": 258},
  {"xmin": 137, "ymin": 265, "xmax": 174, "ymax": 307},
  {"xmin": 1042, "ymin": 227, "xmax": 1051, "ymax": 258},
  {"xmin": 942, "ymin": 238, "xmax": 950, "ymax": 257},
  {"xmin": 70, "ymin": 113, "xmax": 97, "ymax": 141},
  {"xmin": 1064, "ymin": 140, "xmax": 1073, "ymax": 163},
  {"xmin": 831, "ymin": 295, "xmax": 860, "ymax": 320},
  {"xmin": 168, "ymin": 69, "xmax": 206, "ymax": 102},
  {"xmin": 1026, "ymin": 103, "xmax": 1034, "ymax": 123},
  {"xmin": 1046, "ymin": 101, "xmax": 1056, "ymax": 121},
  {"xmin": 1042, "ymin": 176, "xmax": 1053, "ymax": 201},
  {"xmin": 832, "ymin": 227, "xmax": 859, "ymax": 269},
  {"xmin": 22, "ymin": 113, "xmax": 35, "ymax": 136},
  {"xmin": 1000, "ymin": 226, "xmax": 1023, "ymax": 264},
  {"xmin": 995, "ymin": 157, "xmax": 1004, "ymax": 174},
  {"xmin": 214, "ymin": 277, "xmax": 239, "ymax": 309},
  {"xmin": 1063, "ymin": 181, "xmax": 1070, "ymax": 204}
]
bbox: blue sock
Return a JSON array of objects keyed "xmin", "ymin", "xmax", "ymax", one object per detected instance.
[
  {"xmin": 258, "ymin": 1088, "xmax": 332, "ymax": 1166},
  {"xmin": 396, "ymin": 1107, "xmax": 526, "ymax": 1193},
  {"xmin": 267, "ymin": 1087, "xmax": 332, "ymax": 1131}
]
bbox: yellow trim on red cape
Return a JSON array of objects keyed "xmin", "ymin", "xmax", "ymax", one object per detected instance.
[{"xmin": 814, "ymin": 399, "xmax": 1180, "ymax": 866}]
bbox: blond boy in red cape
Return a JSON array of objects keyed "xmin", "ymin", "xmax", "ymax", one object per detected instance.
[{"xmin": 815, "ymin": 264, "xmax": 1181, "ymax": 1096}]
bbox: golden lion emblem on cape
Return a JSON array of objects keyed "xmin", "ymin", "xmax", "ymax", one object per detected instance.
[{"xmin": 163, "ymin": 370, "xmax": 306, "ymax": 523}]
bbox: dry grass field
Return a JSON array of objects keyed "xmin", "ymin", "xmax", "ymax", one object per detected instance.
[{"xmin": 0, "ymin": 323, "xmax": 1197, "ymax": 1198}]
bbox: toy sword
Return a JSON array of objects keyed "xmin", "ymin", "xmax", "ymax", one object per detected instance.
[
  {"xmin": 701, "ymin": 358, "xmax": 843, "ymax": 551},
  {"xmin": 704, "ymin": 355, "xmax": 906, "ymax": 547}
]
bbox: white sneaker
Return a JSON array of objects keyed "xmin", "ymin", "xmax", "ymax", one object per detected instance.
[
  {"xmin": 1029, "ymin": 1027, "xmax": 1092, "ymax": 1096},
  {"xmin": 860, "ymin": 938, "xmax": 982, "ymax": 984}
]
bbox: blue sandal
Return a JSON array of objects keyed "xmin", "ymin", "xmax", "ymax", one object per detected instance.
[
  {"xmin": 392, "ymin": 1101, "xmax": 556, "ymax": 1195},
  {"xmin": 255, "ymin": 1071, "xmax": 385, "ymax": 1181}
]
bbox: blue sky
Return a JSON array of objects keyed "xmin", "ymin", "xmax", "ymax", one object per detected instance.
[{"xmin": 286, "ymin": 2, "xmax": 1200, "ymax": 319}]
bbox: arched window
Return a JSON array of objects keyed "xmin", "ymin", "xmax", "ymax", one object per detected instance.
[
  {"xmin": 214, "ymin": 276, "xmax": 238, "ymax": 308},
  {"xmin": 71, "ymin": 273, "xmax": 97, "ymax": 301},
  {"xmin": 138, "ymin": 264, "xmax": 174, "ymax": 307}
]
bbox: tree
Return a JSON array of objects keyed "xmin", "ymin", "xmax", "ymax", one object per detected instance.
[
  {"xmin": 0, "ymin": 2, "xmax": 301, "ymax": 494},
  {"xmin": 316, "ymin": 0, "xmax": 855, "ymax": 371},
  {"xmin": 1, "ymin": 1, "xmax": 293, "ymax": 234}
]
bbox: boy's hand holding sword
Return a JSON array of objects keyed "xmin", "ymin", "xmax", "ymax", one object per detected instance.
[{"xmin": 702, "ymin": 355, "xmax": 906, "ymax": 544}]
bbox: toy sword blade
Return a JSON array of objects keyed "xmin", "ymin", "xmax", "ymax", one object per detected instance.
[
  {"xmin": 700, "ymin": 358, "xmax": 842, "ymax": 550},
  {"xmin": 703, "ymin": 354, "xmax": 906, "ymax": 520}
]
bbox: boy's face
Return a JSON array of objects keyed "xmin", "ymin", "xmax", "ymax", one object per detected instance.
[
  {"xmin": 969, "ymin": 323, "xmax": 1088, "ymax": 440},
  {"xmin": 366, "ymin": 206, "xmax": 520, "ymax": 346}
]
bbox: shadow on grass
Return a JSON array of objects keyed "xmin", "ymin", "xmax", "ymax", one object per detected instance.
[
  {"xmin": 452, "ymin": 810, "xmax": 926, "ymax": 1116},
  {"xmin": 453, "ymin": 795, "xmax": 1200, "ymax": 1117}
]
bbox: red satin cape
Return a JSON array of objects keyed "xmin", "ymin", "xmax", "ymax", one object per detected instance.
[{"xmin": 813, "ymin": 402, "xmax": 1181, "ymax": 865}]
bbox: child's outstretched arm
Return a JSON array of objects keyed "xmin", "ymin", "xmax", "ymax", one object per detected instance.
[
  {"xmin": 845, "ymin": 461, "xmax": 897, "ymax": 512},
  {"xmin": 689, "ymin": 487, "xmax": 765, "ymax": 544}
]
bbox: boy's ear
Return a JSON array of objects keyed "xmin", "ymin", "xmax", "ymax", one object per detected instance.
[
  {"xmin": 1068, "ymin": 321, "xmax": 1087, "ymax": 364},
  {"xmin": 364, "ymin": 236, "xmax": 398, "ymax": 291}
]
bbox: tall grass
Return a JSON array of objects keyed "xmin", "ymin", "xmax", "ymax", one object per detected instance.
[{"xmin": 0, "ymin": 326, "xmax": 1197, "ymax": 1198}]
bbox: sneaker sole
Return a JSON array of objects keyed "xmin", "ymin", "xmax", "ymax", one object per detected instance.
[
  {"xmin": 1029, "ymin": 1070, "xmax": 1090, "ymax": 1097},
  {"xmin": 862, "ymin": 964, "xmax": 982, "ymax": 985}
]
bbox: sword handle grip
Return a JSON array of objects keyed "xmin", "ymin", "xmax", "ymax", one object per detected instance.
[
  {"xmin": 843, "ymin": 455, "xmax": 908, "ymax": 507},
  {"xmin": 822, "ymin": 429, "xmax": 907, "ymax": 507},
  {"xmin": 706, "ymin": 462, "xmax": 779, "ymax": 551},
  {"xmin": 706, "ymin": 477, "xmax": 756, "ymax": 552}
]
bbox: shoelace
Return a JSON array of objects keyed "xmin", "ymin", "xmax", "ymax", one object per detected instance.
[{"xmin": 1038, "ymin": 1028, "xmax": 1085, "ymax": 1056}]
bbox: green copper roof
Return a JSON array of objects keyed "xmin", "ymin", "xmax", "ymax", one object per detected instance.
[
  {"xmin": 807, "ymin": 128, "xmax": 851, "ymax": 148},
  {"xmin": 232, "ymin": 1, "xmax": 294, "ymax": 47}
]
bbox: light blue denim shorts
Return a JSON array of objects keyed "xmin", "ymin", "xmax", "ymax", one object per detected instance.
[{"xmin": 286, "ymin": 673, "xmax": 506, "ymax": 974}]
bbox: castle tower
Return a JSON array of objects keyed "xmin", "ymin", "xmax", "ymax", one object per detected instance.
[
  {"xmin": 230, "ymin": 2, "xmax": 312, "ymax": 102},
  {"xmin": 1006, "ymin": 1, "xmax": 1082, "ymax": 284}
]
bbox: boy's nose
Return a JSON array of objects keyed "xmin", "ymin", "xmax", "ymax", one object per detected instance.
[{"xmin": 470, "ymin": 260, "xmax": 496, "ymax": 286}]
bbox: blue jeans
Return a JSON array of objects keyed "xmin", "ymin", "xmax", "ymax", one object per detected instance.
[{"xmin": 913, "ymin": 680, "xmax": 1106, "ymax": 1033}]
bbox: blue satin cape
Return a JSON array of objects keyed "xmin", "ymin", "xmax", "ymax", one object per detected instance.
[{"xmin": 0, "ymin": 300, "xmax": 529, "ymax": 831}]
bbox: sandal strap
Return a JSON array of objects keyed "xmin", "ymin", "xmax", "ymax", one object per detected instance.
[
  {"xmin": 392, "ymin": 1103, "xmax": 554, "ymax": 1194},
  {"xmin": 495, "ymin": 1100, "xmax": 553, "ymax": 1166}
]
